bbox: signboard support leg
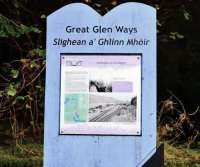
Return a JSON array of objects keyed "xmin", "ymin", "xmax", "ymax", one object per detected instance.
[{"xmin": 142, "ymin": 144, "xmax": 164, "ymax": 167}]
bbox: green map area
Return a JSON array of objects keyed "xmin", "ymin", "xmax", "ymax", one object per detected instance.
[{"xmin": 64, "ymin": 94, "xmax": 88, "ymax": 123}]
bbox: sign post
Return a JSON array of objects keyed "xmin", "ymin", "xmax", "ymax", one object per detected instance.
[{"xmin": 45, "ymin": 3, "xmax": 158, "ymax": 167}]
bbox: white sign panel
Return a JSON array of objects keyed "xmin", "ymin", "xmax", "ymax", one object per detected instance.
[{"xmin": 60, "ymin": 54, "xmax": 142, "ymax": 135}]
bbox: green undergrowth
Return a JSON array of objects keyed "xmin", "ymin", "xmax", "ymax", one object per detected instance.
[
  {"xmin": 164, "ymin": 142, "xmax": 200, "ymax": 167},
  {"xmin": 0, "ymin": 144, "xmax": 43, "ymax": 167},
  {"xmin": 0, "ymin": 143, "xmax": 199, "ymax": 167}
]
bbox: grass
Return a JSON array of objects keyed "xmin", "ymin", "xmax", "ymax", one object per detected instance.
[
  {"xmin": 0, "ymin": 144, "xmax": 43, "ymax": 167},
  {"xmin": 0, "ymin": 143, "xmax": 199, "ymax": 167},
  {"xmin": 164, "ymin": 142, "xmax": 200, "ymax": 167}
]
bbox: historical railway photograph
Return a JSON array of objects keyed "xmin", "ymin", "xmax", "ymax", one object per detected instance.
[{"xmin": 89, "ymin": 94, "xmax": 137, "ymax": 122}]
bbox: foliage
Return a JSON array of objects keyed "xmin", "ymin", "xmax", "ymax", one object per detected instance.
[
  {"xmin": 0, "ymin": 143, "xmax": 200, "ymax": 167},
  {"xmin": 0, "ymin": 56, "xmax": 45, "ymax": 145},
  {"xmin": 0, "ymin": 14, "xmax": 41, "ymax": 38},
  {"xmin": 158, "ymin": 91, "xmax": 200, "ymax": 148},
  {"xmin": 0, "ymin": 144, "xmax": 42, "ymax": 167},
  {"xmin": 0, "ymin": 0, "xmax": 45, "ymax": 147},
  {"xmin": 0, "ymin": 0, "xmax": 199, "ymax": 153},
  {"xmin": 164, "ymin": 142, "xmax": 200, "ymax": 167}
]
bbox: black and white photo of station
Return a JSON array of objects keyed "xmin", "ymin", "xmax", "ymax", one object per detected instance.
[
  {"xmin": 89, "ymin": 94, "xmax": 137, "ymax": 122},
  {"xmin": 89, "ymin": 80, "xmax": 112, "ymax": 92}
]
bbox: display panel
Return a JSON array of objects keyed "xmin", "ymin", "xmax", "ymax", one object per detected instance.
[{"xmin": 60, "ymin": 54, "xmax": 142, "ymax": 135}]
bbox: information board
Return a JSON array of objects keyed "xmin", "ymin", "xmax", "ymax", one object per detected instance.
[
  {"xmin": 45, "ymin": 3, "xmax": 156, "ymax": 167},
  {"xmin": 60, "ymin": 54, "xmax": 141, "ymax": 135}
]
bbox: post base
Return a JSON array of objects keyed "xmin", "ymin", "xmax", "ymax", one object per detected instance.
[{"xmin": 143, "ymin": 144, "xmax": 164, "ymax": 167}]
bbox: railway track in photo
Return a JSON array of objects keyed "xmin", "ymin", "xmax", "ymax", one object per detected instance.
[
  {"xmin": 89, "ymin": 104, "xmax": 130, "ymax": 122},
  {"xmin": 89, "ymin": 105, "xmax": 114, "ymax": 122}
]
